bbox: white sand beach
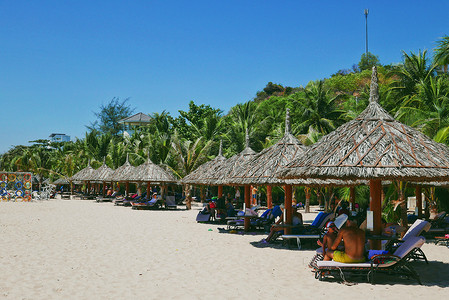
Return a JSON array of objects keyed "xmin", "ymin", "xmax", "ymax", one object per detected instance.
[{"xmin": 1, "ymin": 200, "xmax": 449, "ymax": 299}]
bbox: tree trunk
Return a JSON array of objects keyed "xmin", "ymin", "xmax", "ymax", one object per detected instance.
[
  {"xmin": 184, "ymin": 184, "xmax": 192, "ymax": 210},
  {"xmin": 305, "ymin": 187, "xmax": 311, "ymax": 213},
  {"xmin": 399, "ymin": 188, "xmax": 408, "ymax": 233}
]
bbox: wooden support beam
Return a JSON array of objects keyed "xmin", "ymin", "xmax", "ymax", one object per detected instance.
[
  {"xmin": 244, "ymin": 185, "xmax": 251, "ymax": 231},
  {"xmin": 350, "ymin": 187, "xmax": 355, "ymax": 211},
  {"xmin": 415, "ymin": 186, "xmax": 423, "ymax": 219},
  {"xmin": 369, "ymin": 180, "xmax": 382, "ymax": 250},
  {"xmin": 267, "ymin": 185, "xmax": 272, "ymax": 209},
  {"xmin": 284, "ymin": 185, "xmax": 293, "ymax": 235}
]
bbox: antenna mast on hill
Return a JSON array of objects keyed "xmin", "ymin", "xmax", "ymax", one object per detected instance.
[{"xmin": 364, "ymin": 9, "xmax": 369, "ymax": 54}]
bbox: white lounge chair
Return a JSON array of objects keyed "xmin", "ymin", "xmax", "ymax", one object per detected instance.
[{"xmin": 315, "ymin": 236, "xmax": 426, "ymax": 284}]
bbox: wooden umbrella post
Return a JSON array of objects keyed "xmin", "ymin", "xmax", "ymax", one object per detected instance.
[
  {"xmin": 218, "ymin": 185, "xmax": 223, "ymax": 199},
  {"xmin": 415, "ymin": 186, "xmax": 423, "ymax": 219},
  {"xmin": 284, "ymin": 185, "xmax": 293, "ymax": 235},
  {"xmin": 267, "ymin": 185, "xmax": 272, "ymax": 209},
  {"xmin": 369, "ymin": 180, "xmax": 382, "ymax": 250},
  {"xmin": 244, "ymin": 185, "xmax": 251, "ymax": 231},
  {"xmin": 350, "ymin": 186, "xmax": 355, "ymax": 211},
  {"xmin": 125, "ymin": 182, "xmax": 129, "ymax": 197},
  {"xmin": 147, "ymin": 182, "xmax": 151, "ymax": 199}
]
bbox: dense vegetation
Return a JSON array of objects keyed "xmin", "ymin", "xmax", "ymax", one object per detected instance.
[{"xmin": 2, "ymin": 36, "xmax": 449, "ymax": 217}]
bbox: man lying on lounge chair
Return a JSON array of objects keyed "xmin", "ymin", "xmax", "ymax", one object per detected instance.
[{"xmin": 324, "ymin": 217, "xmax": 366, "ymax": 263}]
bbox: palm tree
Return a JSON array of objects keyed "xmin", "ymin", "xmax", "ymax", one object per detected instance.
[
  {"xmin": 434, "ymin": 35, "xmax": 449, "ymax": 73},
  {"xmin": 391, "ymin": 50, "xmax": 436, "ymax": 100},
  {"xmin": 293, "ymin": 80, "xmax": 344, "ymax": 135}
]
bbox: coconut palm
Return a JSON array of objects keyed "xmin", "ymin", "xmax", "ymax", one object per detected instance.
[
  {"xmin": 434, "ymin": 35, "xmax": 449, "ymax": 73},
  {"xmin": 293, "ymin": 80, "xmax": 344, "ymax": 135}
]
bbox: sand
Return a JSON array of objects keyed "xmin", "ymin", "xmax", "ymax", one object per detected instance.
[{"xmin": 0, "ymin": 199, "xmax": 448, "ymax": 299}]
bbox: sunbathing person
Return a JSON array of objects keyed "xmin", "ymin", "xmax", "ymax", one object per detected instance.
[
  {"xmin": 264, "ymin": 206, "xmax": 303, "ymax": 243},
  {"xmin": 324, "ymin": 218, "xmax": 366, "ymax": 263}
]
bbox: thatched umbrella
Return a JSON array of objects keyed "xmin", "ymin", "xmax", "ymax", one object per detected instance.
[
  {"xmin": 278, "ymin": 66, "xmax": 449, "ymax": 248},
  {"xmin": 87, "ymin": 159, "xmax": 114, "ymax": 196},
  {"xmin": 209, "ymin": 130, "xmax": 257, "ymax": 230},
  {"xmin": 71, "ymin": 161, "xmax": 96, "ymax": 193},
  {"xmin": 127, "ymin": 157, "xmax": 178, "ymax": 198},
  {"xmin": 181, "ymin": 140, "xmax": 226, "ymax": 186},
  {"xmin": 180, "ymin": 141, "xmax": 227, "ymax": 204},
  {"xmin": 222, "ymin": 109, "xmax": 306, "ymax": 214},
  {"xmin": 108, "ymin": 154, "xmax": 137, "ymax": 196}
]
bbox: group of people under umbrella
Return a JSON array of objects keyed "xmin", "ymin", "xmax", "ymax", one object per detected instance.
[
  {"xmin": 183, "ymin": 67, "xmax": 449, "ymax": 250},
  {"xmin": 70, "ymin": 154, "xmax": 178, "ymax": 202}
]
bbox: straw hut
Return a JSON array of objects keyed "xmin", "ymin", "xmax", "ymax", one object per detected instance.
[
  {"xmin": 107, "ymin": 154, "xmax": 137, "ymax": 196},
  {"xmin": 86, "ymin": 159, "xmax": 114, "ymax": 196},
  {"xmin": 223, "ymin": 109, "xmax": 306, "ymax": 186},
  {"xmin": 203, "ymin": 130, "xmax": 257, "ymax": 230},
  {"xmin": 181, "ymin": 140, "xmax": 227, "ymax": 186},
  {"xmin": 278, "ymin": 66, "xmax": 449, "ymax": 248},
  {"xmin": 71, "ymin": 161, "xmax": 95, "ymax": 182},
  {"xmin": 126, "ymin": 157, "xmax": 178, "ymax": 197},
  {"xmin": 71, "ymin": 161, "xmax": 96, "ymax": 193}
]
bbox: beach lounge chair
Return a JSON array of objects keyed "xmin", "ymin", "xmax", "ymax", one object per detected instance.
[
  {"xmin": 284, "ymin": 213, "xmax": 345, "ymax": 250},
  {"xmin": 131, "ymin": 197, "xmax": 160, "ymax": 210},
  {"xmin": 226, "ymin": 206, "xmax": 281, "ymax": 231},
  {"xmin": 196, "ymin": 207, "xmax": 211, "ymax": 222},
  {"xmin": 165, "ymin": 196, "xmax": 177, "ymax": 209},
  {"xmin": 315, "ymin": 236, "xmax": 426, "ymax": 284},
  {"xmin": 387, "ymin": 219, "xmax": 431, "ymax": 263}
]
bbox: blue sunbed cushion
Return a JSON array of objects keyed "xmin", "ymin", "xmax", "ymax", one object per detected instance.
[
  {"xmin": 272, "ymin": 205, "xmax": 282, "ymax": 218},
  {"xmin": 368, "ymin": 250, "xmax": 388, "ymax": 259},
  {"xmin": 311, "ymin": 212, "xmax": 329, "ymax": 227}
]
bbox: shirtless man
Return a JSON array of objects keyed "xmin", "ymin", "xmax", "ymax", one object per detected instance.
[{"xmin": 324, "ymin": 218, "xmax": 366, "ymax": 263}]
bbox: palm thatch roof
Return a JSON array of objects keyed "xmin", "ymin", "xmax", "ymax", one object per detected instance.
[
  {"xmin": 87, "ymin": 160, "xmax": 114, "ymax": 182},
  {"xmin": 181, "ymin": 140, "xmax": 227, "ymax": 185},
  {"xmin": 107, "ymin": 155, "xmax": 137, "ymax": 182},
  {"xmin": 208, "ymin": 130, "xmax": 257, "ymax": 185},
  {"xmin": 71, "ymin": 161, "xmax": 95, "ymax": 181},
  {"xmin": 278, "ymin": 66, "xmax": 449, "ymax": 182},
  {"xmin": 126, "ymin": 157, "xmax": 178, "ymax": 184},
  {"xmin": 53, "ymin": 178, "xmax": 70, "ymax": 185},
  {"xmin": 222, "ymin": 109, "xmax": 308, "ymax": 185}
]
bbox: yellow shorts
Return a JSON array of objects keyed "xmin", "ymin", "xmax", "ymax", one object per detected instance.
[{"xmin": 333, "ymin": 251, "xmax": 366, "ymax": 263}]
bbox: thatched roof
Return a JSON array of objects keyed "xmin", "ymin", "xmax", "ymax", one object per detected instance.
[
  {"xmin": 210, "ymin": 130, "xmax": 257, "ymax": 185},
  {"xmin": 71, "ymin": 161, "xmax": 95, "ymax": 181},
  {"xmin": 108, "ymin": 155, "xmax": 137, "ymax": 182},
  {"xmin": 126, "ymin": 157, "xmax": 178, "ymax": 184},
  {"xmin": 181, "ymin": 140, "xmax": 227, "ymax": 185},
  {"xmin": 53, "ymin": 178, "xmax": 70, "ymax": 185},
  {"xmin": 87, "ymin": 160, "xmax": 114, "ymax": 182},
  {"xmin": 222, "ymin": 109, "xmax": 308, "ymax": 185},
  {"xmin": 278, "ymin": 67, "xmax": 449, "ymax": 182}
]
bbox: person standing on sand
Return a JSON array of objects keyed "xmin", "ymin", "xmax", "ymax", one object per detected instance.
[{"xmin": 324, "ymin": 218, "xmax": 366, "ymax": 263}]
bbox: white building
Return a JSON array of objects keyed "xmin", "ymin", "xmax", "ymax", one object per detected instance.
[{"xmin": 49, "ymin": 133, "xmax": 71, "ymax": 143}]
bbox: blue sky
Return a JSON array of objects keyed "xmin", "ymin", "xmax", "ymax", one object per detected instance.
[{"xmin": 1, "ymin": 0, "xmax": 448, "ymax": 153}]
